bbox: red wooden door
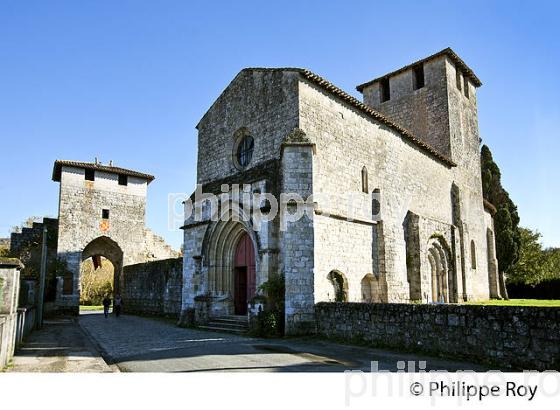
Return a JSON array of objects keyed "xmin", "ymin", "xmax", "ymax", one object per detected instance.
[
  {"xmin": 234, "ymin": 268, "xmax": 247, "ymax": 315},
  {"xmin": 234, "ymin": 232, "xmax": 256, "ymax": 315}
]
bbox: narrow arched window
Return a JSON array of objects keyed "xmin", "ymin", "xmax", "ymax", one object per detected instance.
[
  {"xmin": 471, "ymin": 240, "xmax": 477, "ymax": 269},
  {"xmin": 361, "ymin": 166, "xmax": 368, "ymax": 193}
]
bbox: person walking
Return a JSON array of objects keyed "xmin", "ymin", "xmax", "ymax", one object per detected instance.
[
  {"xmin": 102, "ymin": 296, "xmax": 111, "ymax": 318},
  {"xmin": 114, "ymin": 294, "xmax": 123, "ymax": 318}
]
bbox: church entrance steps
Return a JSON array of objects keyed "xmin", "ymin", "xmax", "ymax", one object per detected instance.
[{"xmin": 198, "ymin": 315, "xmax": 249, "ymax": 334}]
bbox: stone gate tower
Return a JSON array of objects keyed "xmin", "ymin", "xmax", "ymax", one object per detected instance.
[{"xmin": 52, "ymin": 160, "xmax": 178, "ymax": 313}]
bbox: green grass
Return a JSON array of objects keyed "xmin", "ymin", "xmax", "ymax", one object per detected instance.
[
  {"xmin": 79, "ymin": 305, "xmax": 104, "ymax": 311},
  {"xmin": 466, "ymin": 299, "xmax": 560, "ymax": 307}
]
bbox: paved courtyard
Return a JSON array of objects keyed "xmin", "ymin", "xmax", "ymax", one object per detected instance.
[{"xmin": 78, "ymin": 312, "xmax": 489, "ymax": 372}]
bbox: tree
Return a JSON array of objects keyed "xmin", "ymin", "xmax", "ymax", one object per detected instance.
[
  {"xmin": 508, "ymin": 228, "xmax": 553, "ymax": 285},
  {"xmin": 481, "ymin": 145, "xmax": 522, "ymax": 298},
  {"xmin": 80, "ymin": 257, "xmax": 114, "ymax": 305},
  {"xmin": 494, "ymin": 207, "xmax": 518, "ymax": 296},
  {"xmin": 544, "ymin": 248, "xmax": 560, "ymax": 281}
]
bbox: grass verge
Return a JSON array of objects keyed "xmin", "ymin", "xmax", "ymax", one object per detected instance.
[
  {"xmin": 79, "ymin": 305, "xmax": 104, "ymax": 311},
  {"xmin": 466, "ymin": 299, "xmax": 560, "ymax": 307}
]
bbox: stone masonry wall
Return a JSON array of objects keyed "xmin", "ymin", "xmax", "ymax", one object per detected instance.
[
  {"xmin": 315, "ymin": 302, "xmax": 560, "ymax": 371},
  {"xmin": 196, "ymin": 69, "xmax": 300, "ymax": 185},
  {"xmin": 298, "ymin": 79, "xmax": 460, "ymax": 303},
  {"xmin": 122, "ymin": 257, "xmax": 183, "ymax": 317},
  {"xmin": 281, "ymin": 143, "xmax": 315, "ymax": 334},
  {"xmin": 359, "ymin": 55, "xmax": 490, "ymax": 301},
  {"xmin": 56, "ymin": 165, "xmax": 178, "ymax": 310},
  {"xmin": 362, "ymin": 56, "xmax": 452, "ymax": 157}
]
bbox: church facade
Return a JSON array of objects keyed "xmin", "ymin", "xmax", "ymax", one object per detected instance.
[{"xmin": 181, "ymin": 48, "xmax": 500, "ymax": 334}]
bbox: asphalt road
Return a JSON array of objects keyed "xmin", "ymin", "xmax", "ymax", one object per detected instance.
[{"xmin": 78, "ymin": 312, "xmax": 489, "ymax": 372}]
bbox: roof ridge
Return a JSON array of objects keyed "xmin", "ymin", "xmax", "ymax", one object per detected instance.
[
  {"xmin": 52, "ymin": 160, "xmax": 155, "ymax": 183},
  {"xmin": 356, "ymin": 47, "xmax": 482, "ymax": 91},
  {"xmin": 297, "ymin": 69, "xmax": 456, "ymax": 167}
]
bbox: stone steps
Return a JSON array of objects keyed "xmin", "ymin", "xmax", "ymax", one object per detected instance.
[{"xmin": 198, "ymin": 315, "xmax": 249, "ymax": 334}]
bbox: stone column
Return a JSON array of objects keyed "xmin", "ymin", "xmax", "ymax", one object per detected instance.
[{"xmin": 280, "ymin": 128, "xmax": 316, "ymax": 335}]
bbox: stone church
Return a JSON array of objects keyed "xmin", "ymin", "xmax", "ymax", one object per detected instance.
[{"xmin": 181, "ymin": 48, "xmax": 500, "ymax": 334}]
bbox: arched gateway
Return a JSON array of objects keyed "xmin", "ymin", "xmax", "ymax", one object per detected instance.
[
  {"xmin": 81, "ymin": 236, "xmax": 124, "ymax": 296},
  {"xmin": 52, "ymin": 160, "xmax": 178, "ymax": 313}
]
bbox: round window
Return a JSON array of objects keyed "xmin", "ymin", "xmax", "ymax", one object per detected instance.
[{"xmin": 236, "ymin": 135, "xmax": 254, "ymax": 168}]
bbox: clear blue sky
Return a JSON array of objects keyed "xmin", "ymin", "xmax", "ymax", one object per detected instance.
[{"xmin": 1, "ymin": 0, "xmax": 559, "ymax": 250}]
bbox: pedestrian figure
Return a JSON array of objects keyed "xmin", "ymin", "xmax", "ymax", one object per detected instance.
[
  {"xmin": 114, "ymin": 294, "xmax": 123, "ymax": 317},
  {"xmin": 102, "ymin": 296, "xmax": 111, "ymax": 318}
]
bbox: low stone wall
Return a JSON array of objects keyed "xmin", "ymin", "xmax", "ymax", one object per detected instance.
[
  {"xmin": 122, "ymin": 258, "xmax": 182, "ymax": 318},
  {"xmin": 315, "ymin": 302, "xmax": 560, "ymax": 370}
]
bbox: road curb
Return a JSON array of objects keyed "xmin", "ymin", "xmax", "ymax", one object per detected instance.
[{"xmin": 75, "ymin": 317, "xmax": 121, "ymax": 372}]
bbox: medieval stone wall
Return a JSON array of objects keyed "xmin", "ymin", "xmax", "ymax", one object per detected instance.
[
  {"xmin": 57, "ymin": 166, "xmax": 148, "ymax": 263},
  {"xmin": 281, "ymin": 143, "xmax": 315, "ymax": 334},
  {"xmin": 315, "ymin": 302, "xmax": 560, "ymax": 371},
  {"xmin": 298, "ymin": 79, "xmax": 471, "ymax": 304},
  {"xmin": 196, "ymin": 69, "xmax": 300, "ymax": 185},
  {"xmin": 122, "ymin": 257, "xmax": 183, "ymax": 317},
  {"xmin": 362, "ymin": 56, "xmax": 452, "ymax": 157},
  {"xmin": 359, "ymin": 55, "xmax": 490, "ymax": 301},
  {"xmin": 9, "ymin": 218, "xmax": 58, "ymax": 256},
  {"xmin": 56, "ymin": 165, "xmax": 178, "ymax": 310}
]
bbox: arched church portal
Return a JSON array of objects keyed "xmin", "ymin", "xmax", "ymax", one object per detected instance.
[
  {"xmin": 426, "ymin": 237, "xmax": 454, "ymax": 303},
  {"xmin": 203, "ymin": 218, "xmax": 258, "ymax": 316}
]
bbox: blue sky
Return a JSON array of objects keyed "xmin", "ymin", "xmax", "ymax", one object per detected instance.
[{"xmin": 1, "ymin": 0, "xmax": 558, "ymax": 250}]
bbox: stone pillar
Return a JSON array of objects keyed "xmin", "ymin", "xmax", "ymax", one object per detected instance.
[
  {"xmin": 486, "ymin": 229, "xmax": 500, "ymax": 298},
  {"xmin": 403, "ymin": 211, "xmax": 422, "ymax": 301},
  {"xmin": 280, "ymin": 128, "xmax": 316, "ymax": 335},
  {"xmin": 0, "ymin": 258, "xmax": 23, "ymax": 368},
  {"xmin": 181, "ymin": 227, "xmax": 204, "ymax": 310}
]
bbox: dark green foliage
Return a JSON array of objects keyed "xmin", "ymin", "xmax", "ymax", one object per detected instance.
[
  {"xmin": 509, "ymin": 228, "xmax": 559, "ymax": 285},
  {"xmin": 252, "ymin": 274, "xmax": 285, "ymax": 337},
  {"xmin": 494, "ymin": 207, "xmax": 519, "ymax": 276},
  {"xmin": 482, "ymin": 145, "xmax": 560, "ymax": 290},
  {"xmin": 252, "ymin": 310, "xmax": 281, "ymax": 337},
  {"xmin": 481, "ymin": 145, "xmax": 522, "ymax": 293}
]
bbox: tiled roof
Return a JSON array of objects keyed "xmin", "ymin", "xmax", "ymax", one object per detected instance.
[
  {"xmin": 356, "ymin": 47, "xmax": 482, "ymax": 92},
  {"xmin": 52, "ymin": 160, "xmax": 155, "ymax": 183},
  {"xmin": 294, "ymin": 69, "xmax": 457, "ymax": 167}
]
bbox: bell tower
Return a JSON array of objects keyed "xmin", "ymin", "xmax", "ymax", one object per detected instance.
[{"xmin": 356, "ymin": 48, "xmax": 482, "ymax": 166}]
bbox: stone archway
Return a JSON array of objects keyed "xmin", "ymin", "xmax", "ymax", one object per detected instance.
[
  {"xmin": 201, "ymin": 217, "xmax": 259, "ymax": 316},
  {"xmin": 361, "ymin": 273, "xmax": 376, "ymax": 302},
  {"xmin": 426, "ymin": 237, "xmax": 453, "ymax": 303},
  {"xmin": 327, "ymin": 270, "xmax": 349, "ymax": 302},
  {"xmin": 80, "ymin": 236, "xmax": 123, "ymax": 302}
]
